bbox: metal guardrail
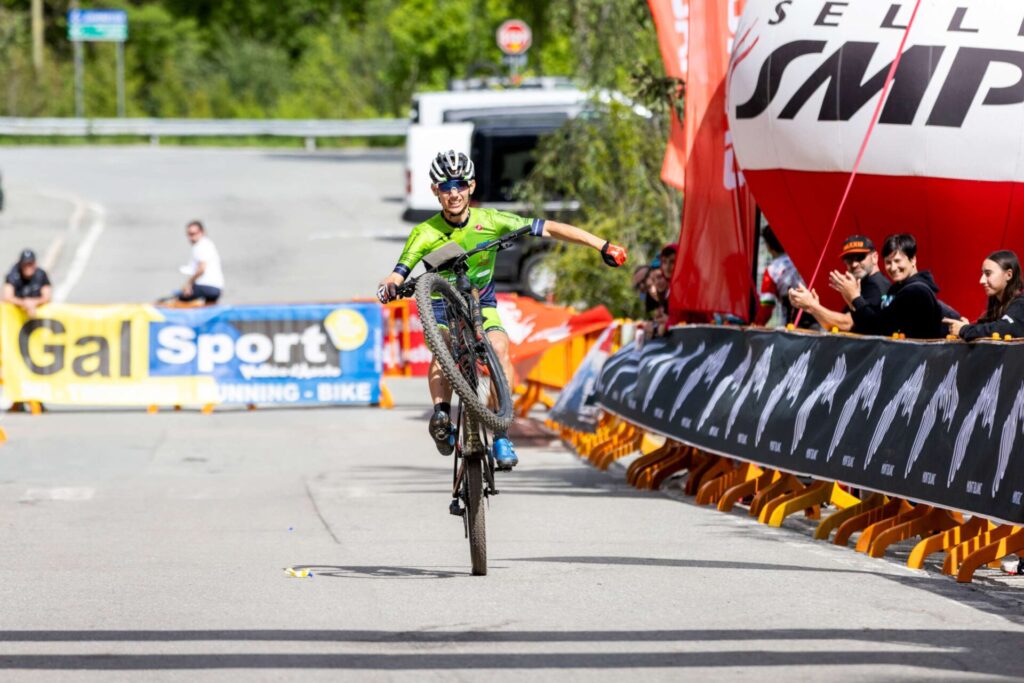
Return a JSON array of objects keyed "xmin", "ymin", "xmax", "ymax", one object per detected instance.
[{"xmin": 0, "ymin": 117, "xmax": 409, "ymax": 147}]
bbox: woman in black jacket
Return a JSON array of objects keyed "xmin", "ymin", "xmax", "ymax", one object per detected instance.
[
  {"xmin": 945, "ymin": 250, "xmax": 1024, "ymax": 341},
  {"xmin": 836, "ymin": 233, "xmax": 945, "ymax": 339}
]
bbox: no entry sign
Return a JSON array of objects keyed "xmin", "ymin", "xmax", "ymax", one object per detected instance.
[{"xmin": 496, "ymin": 19, "xmax": 532, "ymax": 56}]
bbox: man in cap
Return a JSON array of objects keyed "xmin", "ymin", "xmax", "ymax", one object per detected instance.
[
  {"xmin": 788, "ymin": 235, "xmax": 890, "ymax": 332},
  {"xmin": 4, "ymin": 249, "xmax": 51, "ymax": 317}
]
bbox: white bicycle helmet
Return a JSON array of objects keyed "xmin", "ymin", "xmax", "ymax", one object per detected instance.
[{"xmin": 429, "ymin": 150, "xmax": 475, "ymax": 184}]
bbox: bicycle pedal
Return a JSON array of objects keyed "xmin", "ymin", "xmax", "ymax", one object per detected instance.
[{"xmin": 449, "ymin": 500, "xmax": 465, "ymax": 517}]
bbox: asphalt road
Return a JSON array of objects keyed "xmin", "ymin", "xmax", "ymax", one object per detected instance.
[{"xmin": 1, "ymin": 147, "xmax": 1023, "ymax": 682}]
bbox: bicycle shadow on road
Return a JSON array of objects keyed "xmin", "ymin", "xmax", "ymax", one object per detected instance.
[{"xmin": 284, "ymin": 564, "xmax": 499, "ymax": 579}]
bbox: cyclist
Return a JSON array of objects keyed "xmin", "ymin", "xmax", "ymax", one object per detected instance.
[{"xmin": 377, "ymin": 150, "xmax": 627, "ymax": 470}]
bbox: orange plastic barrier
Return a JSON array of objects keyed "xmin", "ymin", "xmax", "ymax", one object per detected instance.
[{"xmin": 549, "ymin": 404, "xmax": 1021, "ymax": 584}]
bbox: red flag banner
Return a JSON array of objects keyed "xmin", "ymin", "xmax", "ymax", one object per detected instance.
[
  {"xmin": 647, "ymin": 0, "xmax": 689, "ymax": 189},
  {"xmin": 668, "ymin": 0, "xmax": 756, "ymax": 322}
]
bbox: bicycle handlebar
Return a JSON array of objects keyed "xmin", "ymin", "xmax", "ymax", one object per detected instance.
[{"xmin": 395, "ymin": 225, "xmax": 533, "ymax": 299}]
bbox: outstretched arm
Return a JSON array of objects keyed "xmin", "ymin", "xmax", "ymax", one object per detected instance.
[
  {"xmin": 540, "ymin": 220, "xmax": 605, "ymax": 250},
  {"xmin": 540, "ymin": 220, "xmax": 627, "ymax": 266}
]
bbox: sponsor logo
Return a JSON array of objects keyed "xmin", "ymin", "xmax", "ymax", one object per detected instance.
[
  {"xmin": 149, "ymin": 309, "xmax": 371, "ymax": 379},
  {"xmin": 735, "ymin": 3, "xmax": 1024, "ymax": 128},
  {"xmin": 16, "ymin": 319, "xmax": 133, "ymax": 378}
]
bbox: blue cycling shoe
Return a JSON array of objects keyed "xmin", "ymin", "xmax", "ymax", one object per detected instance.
[{"xmin": 492, "ymin": 436, "xmax": 518, "ymax": 470}]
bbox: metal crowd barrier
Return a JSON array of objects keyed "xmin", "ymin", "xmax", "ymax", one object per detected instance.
[{"xmin": 0, "ymin": 117, "xmax": 410, "ymax": 148}]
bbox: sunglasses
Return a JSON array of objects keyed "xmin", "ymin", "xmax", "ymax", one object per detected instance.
[
  {"xmin": 842, "ymin": 252, "xmax": 869, "ymax": 264},
  {"xmin": 436, "ymin": 179, "xmax": 471, "ymax": 193}
]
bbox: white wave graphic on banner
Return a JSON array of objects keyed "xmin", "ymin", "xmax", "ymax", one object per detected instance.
[
  {"xmin": 994, "ymin": 382, "xmax": 1024, "ymax": 497},
  {"xmin": 826, "ymin": 357, "xmax": 885, "ymax": 462},
  {"xmin": 599, "ymin": 342, "xmax": 643, "ymax": 395},
  {"xmin": 635, "ymin": 346, "xmax": 698, "ymax": 409},
  {"xmin": 906, "ymin": 363, "xmax": 959, "ymax": 478},
  {"xmin": 623, "ymin": 342, "xmax": 678, "ymax": 392},
  {"xmin": 700, "ymin": 348, "xmax": 752, "ymax": 432},
  {"xmin": 756, "ymin": 351, "xmax": 811, "ymax": 446},
  {"xmin": 791, "ymin": 355, "xmax": 847, "ymax": 454},
  {"xmin": 860, "ymin": 362, "xmax": 925, "ymax": 471},
  {"xmin": 670, "ymin": 344, "xmax": 733, "ymax": 421},
  {"xmin": 727, "ymin": 346, "xmax": 774, "ymax": 439},
  {"xmin": 862, "ymin": 361, "xmax": 925, "ymax": 472},
  {"xmin": 948, "ymin": 366, "xmax": 1002, "ymax": 488}
]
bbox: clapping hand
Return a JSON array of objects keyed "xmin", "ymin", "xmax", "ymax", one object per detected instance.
[
  {"xmin": 828, "ymin": 270, "xmax": 860, "ymax": 306},
  {"xmin": 788, "ymin": 285, "xmax": 819, "ymax": 311}
]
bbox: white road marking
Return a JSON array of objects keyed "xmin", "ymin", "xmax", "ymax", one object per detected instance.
[
  {"xmin": 52, "ymin": 202, "xmax": 106, "ymax": 303},
  {"xmin": 12, "ymin": 188, "xmax": 88, "ymax": 272},
  {"xmin": 21, "ymin": 487, "xmax": 95, "ymax": 502}
]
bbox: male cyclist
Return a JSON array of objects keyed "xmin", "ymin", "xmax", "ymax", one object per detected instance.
[{"xmin": 377, "ymin": 150, "xmax": 627, "ymax": 470}]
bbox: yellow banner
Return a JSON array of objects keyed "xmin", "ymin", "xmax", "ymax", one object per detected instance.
[{"xmin": 0, "ymin": 303, "xmax": 216, "ymax": 405}]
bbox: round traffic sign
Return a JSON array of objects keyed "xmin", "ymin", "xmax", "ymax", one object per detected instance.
[{"xmin": 496, "ymin": 19, "xmax": 532, "ymax": 56}]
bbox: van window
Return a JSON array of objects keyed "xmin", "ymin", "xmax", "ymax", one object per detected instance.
[{"xmin": 471, "ymin": 132, "xmax": 541, "ymax": 203}]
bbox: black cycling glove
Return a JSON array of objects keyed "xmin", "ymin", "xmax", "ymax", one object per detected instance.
[{"xmin": 377, "ymin": 282, "xmax": 398, "ymax": 304}]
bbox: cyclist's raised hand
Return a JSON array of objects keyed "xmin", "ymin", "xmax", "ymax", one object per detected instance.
[
  {"xmin": 376, "ymin": 281, "xmax": 398, "ymax": 304},
  {"xmin": 600, "ymin": 241, "xmax": 628, "ymax": 268}
]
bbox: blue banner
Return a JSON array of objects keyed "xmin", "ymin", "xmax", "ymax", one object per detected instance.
[{"xmin": 149, "ymin": 303, "xmax": 383, "ymax": 406}]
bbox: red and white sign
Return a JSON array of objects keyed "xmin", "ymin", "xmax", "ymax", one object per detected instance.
[
  {"xmin": 727, "ymin": 0, "xmax": 1024, "ymax": 319},
  {"xmin": 496, "ymin": 19, "xmax": 532, "ymax": 56}
]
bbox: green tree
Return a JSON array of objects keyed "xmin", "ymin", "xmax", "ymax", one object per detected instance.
[{"xmin": 520, "ymin": 0, "xmax": 681, "ymax": 318}]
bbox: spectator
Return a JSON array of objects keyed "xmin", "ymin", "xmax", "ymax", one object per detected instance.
[
  {"xmin": 946, "ymin": 250, "xmax": 1024, "ymax": 340},
  {"xmin": 835, "ymin": 233, "xmax": 944, "ymax": 339},
  {"xmin": 3, "ymin": 248, "xmax": 51, "ymax": 316},
  {"xmin": 788, "ymin": 235, "xmax": 890, "ymax": 332},
  {"xmin": 632, "ymin": 264, "xmax": 652, "ymax": 301},
  {"xmin": 659, "ymin": 243, "xmax": 678, "ymax": 280},
  {"xmin": 169, "ymin": 220, "xmax": 224, "ymax": 304},
  {"xmin": 755, "ymin": 226, "xmax": 806, "ymax": 327}
]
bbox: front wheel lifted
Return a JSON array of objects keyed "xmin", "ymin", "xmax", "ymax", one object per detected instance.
[{"xmin": 415, "ymin": 272, "xmax": 514, "ymax": 433}]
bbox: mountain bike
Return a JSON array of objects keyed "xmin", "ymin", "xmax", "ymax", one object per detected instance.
[{"xmin": 394, "ymin": 226, "xmax": 530, "ymax": 575}]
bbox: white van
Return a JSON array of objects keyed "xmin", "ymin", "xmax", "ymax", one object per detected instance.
[{"xmin": 403, "ymin": 79, "xmax": 587, "ymax": 222}]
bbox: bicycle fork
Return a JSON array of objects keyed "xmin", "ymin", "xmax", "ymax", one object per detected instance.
[{"xmin": 449, "ymin": 406, "xmax": 498, "ymax": 530}]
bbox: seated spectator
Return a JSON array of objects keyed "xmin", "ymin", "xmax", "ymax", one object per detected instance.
[
  {"xmin": 755, "ymin": 226, "xmax": 810, "ymax": 327},
  {"xmin": 3, "ymin": 249, "xmax": 51, "ymax": 316},
  {"xmin": 162, "ymin": 220, "xmax": 224, "ymax": 305},
  {"xmin": 835, "ymin": 233, "xmax": 944, "ymax": 339},
  {"xmin": 945, "ymin": 250, "xmax": 1024, "ymax": 340},
  {"xmin": 789, "ymin": 235, "xmax": 890, "ymax": 332}
]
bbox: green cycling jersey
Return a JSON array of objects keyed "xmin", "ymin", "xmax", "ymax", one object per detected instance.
[{"xmin": 393, "ymin": 208, "xmax": 545, "ymax": 289}]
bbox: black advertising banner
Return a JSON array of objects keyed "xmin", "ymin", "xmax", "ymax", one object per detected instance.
[{"xmin": 596, "ymin": 326, "xmax": 1024, "ymax": 524}]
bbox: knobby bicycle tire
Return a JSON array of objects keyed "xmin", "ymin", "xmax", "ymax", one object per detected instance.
[
  {"xmin": 464, "ymin": 453, "xmax": 487, "ymax": 575},
  {"xmin": 415, "ymin": 272, "xmax": 514, "ymax": 433}
]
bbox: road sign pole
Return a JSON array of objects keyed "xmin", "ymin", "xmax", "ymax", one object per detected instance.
[
  {"xmin": 116, "ymin": 41, "xmax": 125, "ymax": 117},
  {"xmin": 74, "ymin": 40, "xmax": 85, "ymax": 118},
  {"xmin": 31, "ymin": 0, "xmax": 43, "ymax": 73}
]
